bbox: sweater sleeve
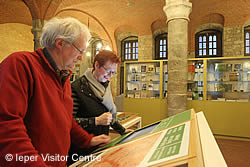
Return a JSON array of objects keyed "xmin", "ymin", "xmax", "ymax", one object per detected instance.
[
  {"xmin": 0, "ymin": 54, "xmax": 48, "ymax": 166},
  {"xmin": 70, "ymin": 120, "xmax": 94, "ymax": 148}
]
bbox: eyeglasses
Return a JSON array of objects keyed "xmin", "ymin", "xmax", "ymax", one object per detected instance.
[
  {"xmin": 102, "ymin": 66, "xmax": 116, "ymax": 75},
  {"xmin": 71, "ymin": 42, "xmax": 85, "ymax": 54}
]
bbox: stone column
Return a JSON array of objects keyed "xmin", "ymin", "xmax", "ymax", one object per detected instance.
[
  {"xmin": 163, "ymin": 0, "xmax": 192, "ymax": 116},
  {"xmin": 31, "ymin": 19, "xmax": 43, "ymax": 50}
]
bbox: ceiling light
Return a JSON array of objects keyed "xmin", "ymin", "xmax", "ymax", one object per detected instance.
[
  {"xmin": 105, "ymin": 45, "xmax": 112, "ymax": 51},
  {"xmin": 86, "ymin": 52, "xmax": 91, "ymax": 57},
  {"xmin": 127, "ymin": 1, "xmax": 135, "ymax": 7},
  {"xmin": 96, "ymin": 42, "xmax": 102, "ymax": 49}
]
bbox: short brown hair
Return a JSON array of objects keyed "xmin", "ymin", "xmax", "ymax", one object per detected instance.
[{"xmin": 93, "ymin": 50, "xmax": 121, "ymax": 69}]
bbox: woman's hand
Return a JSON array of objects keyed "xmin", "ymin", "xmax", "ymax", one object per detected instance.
[{"xmin": 96, "ymin": 112, "xmax": 112, "ymax": 125}]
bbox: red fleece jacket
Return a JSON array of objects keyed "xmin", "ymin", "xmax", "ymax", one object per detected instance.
[{"xmin": 0, "ymin": 49, "xmax": 93, "ymax": 167}]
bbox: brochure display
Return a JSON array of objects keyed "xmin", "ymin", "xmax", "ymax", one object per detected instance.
[
  {"xmin": 207, "ymin": 58, "xmax": 250, "ymax": 102},
  {"xmin": 124, "ymin": 57, "xmax": 250, "ymax": 139},
  {"xmin": 124, "ymin": 57, "xmax": 250, "ymax": 101},
  {"xmin": 125, "ymin": 61, "xmax": 163, "ymax": 98},
  {"xmin": 187, "ymin": 60, "xmax": 204, "ymax": 100}
]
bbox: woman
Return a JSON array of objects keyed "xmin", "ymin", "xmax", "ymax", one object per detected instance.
[
  {"xmin": 68, "ymin": 50, "xmax": 130, "ymax": 164},
  {"xmin": 71, "ymin": 49, "xmax": 129, "ymax": 135}
]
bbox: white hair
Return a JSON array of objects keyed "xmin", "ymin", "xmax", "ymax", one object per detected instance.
[{"xmin": 40, "ymin": 17, "xmax": 91, "ymax": 48}]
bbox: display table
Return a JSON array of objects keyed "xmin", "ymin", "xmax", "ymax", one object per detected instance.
[
  {"xmin": 70, "ymin": 109, "xmax": 226, "ymax": 167},
  {"xmin": 117, "ymin": 112, "xmax": 141, "ymax": 129}
]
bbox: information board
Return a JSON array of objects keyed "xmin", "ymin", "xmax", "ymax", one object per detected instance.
[
  {"xmin": 84, "ymin": 121, "xmax": 190, "ymax": 167},
  {"xmin": 140, "ymin": 121, "xmax": 191, "ymax": 166},
  {"xmin": 94, "ymin": 110, "xmax": 192, "ymax": 153}
]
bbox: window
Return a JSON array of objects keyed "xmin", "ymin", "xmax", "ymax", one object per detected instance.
[
  {"xmin": 244, "ymin": 26, "xmax": 250, "ymax": 56},
  {"xmin": 120, "ymin": 36, "xmax": 138, "ymax": 94},
  {"xmin": 121, "ymin": 37, "xmax": 138, "ymax": 61},
  {"xmin": 92, "ymin": 40, "xmax": 103, "ymax": 56},
  {"xmin": 195, "ymin": 29, "xmax": 222, "ymax": 58},
  {"xmin": 155, "ymin": 33, "xmax": 168, "ymax": 59}
]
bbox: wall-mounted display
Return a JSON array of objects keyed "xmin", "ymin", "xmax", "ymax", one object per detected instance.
[
  {"xmin": 207, "ymin": 58, "xmax": 250, "ymax": 102},
  {"xmin": 125, "ymin": 61, "xmax": 161, "ymax": 98},
  {"xmin": 187, "ymin": 60, "xmax": 204, "ymax": 100},
  {"xmin": 124, "ymin": 57, "xmax": 250, "ymax": 102}
]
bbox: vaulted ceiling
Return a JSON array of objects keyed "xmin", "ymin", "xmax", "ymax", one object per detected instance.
[
  {"xmin": 0, "ymin": 0, "xmax": 249, "ymax": 51},
  {"xmin": 0, "ymin": 0, "xmax": 167, "ymax": 49}
]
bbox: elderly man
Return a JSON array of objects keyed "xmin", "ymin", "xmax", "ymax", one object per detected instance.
[{"xmin": 0, "ymin": 17, "xmax": 110, "ymax": 167}]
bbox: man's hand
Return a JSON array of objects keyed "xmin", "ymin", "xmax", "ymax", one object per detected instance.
[
  {"xmin": 96, "ymin": 113, "xmax": 112, "ymax": 125},
  {"xmin": 90, "ymin": 134, "xmax": 111, "ymax": 147}
]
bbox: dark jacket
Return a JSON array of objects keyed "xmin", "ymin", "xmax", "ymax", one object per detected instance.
[
  {"xmin": 68, "ymin": 75, "xmax": 126, "ymax": 165},
  {"xmin": 71, "ymin": 75, "xmax": 125, "ymax": 136}
]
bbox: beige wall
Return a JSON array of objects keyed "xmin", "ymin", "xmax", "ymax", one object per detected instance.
[
  {"xmin": 138, "ymin": 35, "xmax": 153, "ymax": 60},
  {"xmin": 0, "ymin": 23, "xmax": 33, "ymax": 62},
  {"xmin": 137, "ymin": 24, "xmax": 248, "ymax": 59},
  {"xmin": 223, "ymin": 26, "xmax": 245, "ymax": 57}
]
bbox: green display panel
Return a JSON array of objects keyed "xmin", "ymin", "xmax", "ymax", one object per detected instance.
[
  {"xmin": 149, "ymin": 124, "xmax": 186, "ymax": 162},
  {"xmin": 151, "ymin": 109, "xmax": 191, "ymax": 133},
  {"xmin": 140, "ymin": 121, "xmax": 191, "ymax": 167}
]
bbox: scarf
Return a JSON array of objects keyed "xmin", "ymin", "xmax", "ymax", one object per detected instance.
[{"xmin": 84, "ymin": 68, "xmax": 117, "ymax": 123}]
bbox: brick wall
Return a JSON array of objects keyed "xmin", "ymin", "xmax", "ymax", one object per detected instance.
[
  {"xmin": 189, "ymin": 0, "xmax": 250, "ymax": 56},
  {"xmin": 138, "ymin": 35, "xmax": 153, "ymax": 60},
  {"xmin": 223, "ymin": 26, "xmax": 244, "ymax": 57}
]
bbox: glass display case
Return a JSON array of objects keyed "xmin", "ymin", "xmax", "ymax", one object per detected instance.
[
  {"xmin": 124, "ymin": 58, "xmax": 250, "ymax": 140},
  {"xmin": 125, "ymin": 61, "xmax": 161, "ymax": 98},
  {"xmin": 207, "ymin": 58, "xmax": 250, "ymax": 102},
  {"xmin": 124, "ymin": 57, "xmax": 250, "ymax": 102},
  {"xmin": 187, "ymin": 60, "xmax": 204, "ymax": 100}
]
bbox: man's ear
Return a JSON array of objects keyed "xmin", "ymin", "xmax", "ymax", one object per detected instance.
[{"xmin": 55, "ymin": 38, "xmax": 64, "ymax": 49}]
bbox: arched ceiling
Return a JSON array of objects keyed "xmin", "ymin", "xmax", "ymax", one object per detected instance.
[
  {"xmin": 0, "ymin": 0, "xmax": 31, "ymax": 25},
  {"xmin": 0, "ymin": 0, "xmax": 249, "ymax": 51},
  {"xmin": 0, "ymin": 0, "xmax": 166, "ymax": 49}
]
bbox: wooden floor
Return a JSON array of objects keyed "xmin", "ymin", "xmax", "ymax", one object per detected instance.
[{"xmin": 215, "ymin": 138, "xmax": 250, "ymax": 167}]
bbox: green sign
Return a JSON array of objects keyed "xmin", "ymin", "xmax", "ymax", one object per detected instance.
[
  {"xmin": 149, "ymin": 123, "xmax": 186, "ymax": 162},
  {"xmin": 151, "ymin": 109, "xmax": 191, "ymax": 133}
]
